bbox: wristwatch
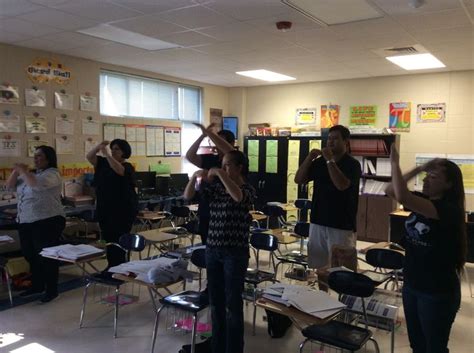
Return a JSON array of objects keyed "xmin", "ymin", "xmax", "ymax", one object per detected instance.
[{"xmin": 326, "ymin": 159, "xmax": 336, "ymax": 165}]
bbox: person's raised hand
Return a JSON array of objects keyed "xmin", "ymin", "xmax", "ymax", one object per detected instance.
[
  {"xmin": 322, "ymin": 147, "xmax": 334, "ymax": 161},
  {"xmin": 14, "ymin": 163, "xmax": 29, "ymax": 175},
  {"xmin": 308, "ymin": 148, "xmax": 322, "ymax": 160}
]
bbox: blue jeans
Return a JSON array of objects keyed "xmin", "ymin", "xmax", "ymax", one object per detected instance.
[
  {"xmin": 206, "ymin": 247, "xmax": 249, "ymax": 353},
  {"xmin": 403, "ymin": 284, "xmax": 460, "ymax": 353}
]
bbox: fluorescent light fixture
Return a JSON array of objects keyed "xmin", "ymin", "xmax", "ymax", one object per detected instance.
[
  {"xmin": 386, "ymin": 53, "xmax": 445, "ymax": 70},
  {"xmin": 78, "ymin": 25, "xmax": 180, "ymax": 50},
  {"xmin": 236, "ymin": 69, "xmax": 296, "ymax": 82}
]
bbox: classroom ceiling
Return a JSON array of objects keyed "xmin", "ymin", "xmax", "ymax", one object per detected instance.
[{"xmin": 0, "ymin": 0, "xmax": 473, "ymax": 87}]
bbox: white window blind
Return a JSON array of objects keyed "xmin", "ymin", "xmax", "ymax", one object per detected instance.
[{"xmin": 100, "ymin": 71, "xmax": 200, "ymax": 122}]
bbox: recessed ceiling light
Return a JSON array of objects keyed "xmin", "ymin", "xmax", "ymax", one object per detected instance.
[
  {"xmin": 78, "ymin": 25, "xmax": 180, "ymax": 51},
  {"xmin": 236, "ymin": 69, "xmax": 296, "ymax": 82},
  {"xmin": 386, "ymin": 53, "xmax": 446, "ymax": 70}
]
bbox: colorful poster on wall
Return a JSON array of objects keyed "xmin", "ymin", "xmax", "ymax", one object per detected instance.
[
  {"xmin": 0, "ymin": 113, "xmax": 20, "ymax": 133},
  {"xmin": 59, "ymin": 162, "xmax": 95, "ymax": 178},
  {"xmin": 349, "ymin": 105, "xmax": 377, "ymax": 126},
  {"xmin": 389, "ymin": 102, "xmax": 411, "ymax": 132},
  {"xmin": 0, "ymin": 139, "xmax": 20, "ymax": 157},
  {"xmin": 25, "ymin": 116, "xmax": 47, "ymax": 133},
  {"xmin": 25, "ymin": 88, "xmax": 47, "ymax": 107},
  {"xmin": 417, "ymin": 103, "xmax": 446, "ymax": 123},
  {"xmin": 26, "ymin": 58, "xmax": 72, "ymax": 85},
  {"xmin": 321, "ymin": 105, "xmax": 340, "ymax": 128},
  {"xmin": 0, "ymin": 85, "xmax": 20, "ymax": 104}
]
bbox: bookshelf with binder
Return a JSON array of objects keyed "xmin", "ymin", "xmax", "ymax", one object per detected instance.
[{"xmin": 350, "ymin": 134, "xmax": 400, "ymax": 242}]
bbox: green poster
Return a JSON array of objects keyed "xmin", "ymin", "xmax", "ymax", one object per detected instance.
[
  {"xmin": 309, "ymin": 140, "xmax": 321, "ymax": 151},
  {"xmin": 349, "ymin": 105, "xmax": 377, "ymax": 126},
  {"xmin": 249, "ymin": 155, "xmax": 259, "ymax": 172},
  {"xmin": 248, "ymin": 140, "xmax": 259, "ymax": 156},
  {"xmin": 266, "ymin": 156, "xmax": 278, "ymax": 173},
  {"xmin": 149, "ymin": 163, "xmax": 171, "ymax": 174},
  {"xmin": 266, "ymin": 140, "xmax": 278, "ymax": 157}
]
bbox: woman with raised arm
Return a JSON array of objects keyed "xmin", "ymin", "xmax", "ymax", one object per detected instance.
[
  {"xmin": 184, "ymin": 150, "xmax": 255, "ymax": 353},
  {"xmin": 86, "ymin": 139, "xmax": 138, "ymax": 268},
  {"xmin": 6, "ymin": 146, "xmax": 65, "ymax": 303},
  {"xmin": 385, "ymin": 145, "xmax": 466, "ymax": 353}
]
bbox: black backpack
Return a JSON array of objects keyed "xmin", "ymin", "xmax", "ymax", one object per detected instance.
[
  {"xmin": 179, "ymin": 338, "xmax": 212, "ymax": 353},
  {"xmin": 265, "ymin": 309, "xmax": 293, "ymax": 338}
]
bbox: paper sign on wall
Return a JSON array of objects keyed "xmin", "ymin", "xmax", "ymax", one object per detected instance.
[
  {"xmin": 0, "ymin": 139, "xmax": 20, "ymax": 157},
  {"xmin": 417, "ymin": 103, "xmax": 446, "ymax": 123},
  {"xmin": 55, "ymin": 136, "xmax": 74, "ymax": 154},
  {"xmin": 82, "ymin": 118, "xmax": 100, "ymax": 135},
  {"xmin": 26, "ymin": 57, "xmax": 72, "ymax": 85},
  {"xmin": 0, "ymin": 114, "xmax": 20, "ymax": 133},
  {"xmin": 55, "ymin": 116, "xmax": 74, "ymax": 135},
  {"xmin": 0, "ymin": 85, "xmax": 20, "ymax": 104},
  {"xmin": 54, "ymin": 92, "xmax": 74, "ymax": 110},
  {"xmin": 25, "ymin": 88, "xmax": 46, "ymax": 107},
  {"xmin": 25, "ymin": 116, "xmax": 47, "ymax": 133},
  {"xmin": 146, "ymin": 126, "xmax": 164, "ymax": 156},
  {"xmin": 164, "ymin": 127, "xmax": 181, "ymax": 156},
  {"xmin": 349, "ymin": 105, "xmax": 377, "ymax": 126},
  {"xmin": 80, "ymin": 95, "xmax": 97, "ymax": 112}
]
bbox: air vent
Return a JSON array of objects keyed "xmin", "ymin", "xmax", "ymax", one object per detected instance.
[
  {"xmin": 371, "ymin": 44, "xmax": 428, "ymax": 58},
  {"xmin": 385, "ymin": 46, "xmax": 418, "ymax": 54}
]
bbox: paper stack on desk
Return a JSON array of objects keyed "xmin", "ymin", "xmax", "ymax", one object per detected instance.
[
  {"xmin": 263, "ymin": 283, "xmax": 346, "ymax": 319},
  {"xmin": 0, "ymin": 235, "xmax": 14, "ymax": 243},
  {"xmin": 40, "ymin": 244, "xmax": 104, "ymax": 260}
]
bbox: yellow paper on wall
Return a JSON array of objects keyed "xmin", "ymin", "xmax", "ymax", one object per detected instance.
[
  {"xmin": 309, "ymin": 140, "xmax": 321, "ymax": 151},
  {"xmin": 249, "ymin": 155, "xmax": 259, "ymax": 172},
  {"xmin": 266, "ymin": 156, "xmax": 278, "ymax": 173}
]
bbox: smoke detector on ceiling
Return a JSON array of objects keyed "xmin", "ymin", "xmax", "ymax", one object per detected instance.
[
  {"xmin": 276, "ymin": 21, "xmax": 292, "ymax": 32},
  {"xmin": 409, "ymin": 0, "xmax": 425, "ymax": 8}
]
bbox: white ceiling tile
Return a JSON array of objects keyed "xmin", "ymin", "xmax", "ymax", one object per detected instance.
[
  {"xmin": 205, "ymin": 0, "xmax": 288, "ymax": 21},
  {"xmin": 45, "ymin": 32, "xmax": 114, "ymax": 48},
  {"xmin": 17, "ymin": 9, "xmax": 99, "ymax": 31},
  {"xmin": 52, "ymin": 0, "xmax": 142, "ymax": 22},
  {"xmin": 196, "ymin": 22, "xmax": 269, "ymax": 41},
  {"xmin": 0, "ymin": 31, "xmax": 31, "ymax": 43},
  {"xmin": 372, "ymin": 0, "xmax": 463, "ymax": 15},
  {"xmin": 157, "ymin": 5, "xmax": 235, "ymax": 29},
  {"xmin": 0, "ymin": 18, "xmax": 62, "ymax": 37},
  {"xmin": 395, "ymin": 8, "xmax": 472, "ymax": 32},
  {"xmin": 16, "ymin": 37, "xmax": 83, "ymax": 52},
  {"xmin": 0, "ymin": 0, "xmax": 43, "ymax": 17},
  {"xmin": 159, "ymin": 30, "xmax": 219, "ymax": 46},
  {"xmin": 29, "ymin": 0, "xmax": 74, "ymax": 6},
  {"xmin": 109, "ymin": 0, "xmax": 196, "ymax": 14},
  {"xmin": 113, "ymin": 16, "xmax": 189, "ymax": 38},
  {"xmin": 410, "ymin": 26, "xmax": 474, "ymax": 46}
]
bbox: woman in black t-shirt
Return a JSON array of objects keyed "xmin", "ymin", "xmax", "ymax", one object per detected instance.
[
  {"xmin": 385, "ymin": 145, "xmax": 466, "ymax": 353},
  {"xmin": 86, "ymin": 139, "xmax": 138, "ymax": 268},
  {"xmin": 184, "ymin": 150, "xmax": 255, "ymax": 353}
]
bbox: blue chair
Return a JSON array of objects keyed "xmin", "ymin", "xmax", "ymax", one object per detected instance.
[
  {"xmin": 79, "ymin": 233, "xmax": 146, "ymax": 338},
  {"xmin": 275, "ymin": 222, "xmax": 310, "ymax": 279},
  {"xmin": 299, "ymin": 271, "xmax": 380, "ymax": 353}
]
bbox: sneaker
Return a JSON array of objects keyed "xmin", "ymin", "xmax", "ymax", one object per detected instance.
[
  {"xmin": 40, "ymin": 293, "xmax": 59, "ymax": 303},
  {"xmin": 19, "ymin": 288, "xmax": 44, "ymax": 298}
]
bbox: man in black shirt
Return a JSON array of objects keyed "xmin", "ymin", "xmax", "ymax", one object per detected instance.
[
  {"xmin": 185, "ymin": 124, "xmax": 235, "ymax": 244},
  {"xmin": 295, "ymin": 125, "xmax": 361, "ymax": 269}
]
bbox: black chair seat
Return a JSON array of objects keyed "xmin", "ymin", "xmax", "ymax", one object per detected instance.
[
  {"xmin": 87, "ymin": 272, "xmax": 124, "ymax": 287},
  {"xmin": 276, "ymin": 253, "xmax": 308, "ymax": 265},
  {"xmin": 245, "ymin": 270, "xmax": 275, "ymax": 284},
  {"xmin": 160, "ymin": 290, "xmax": 209, "ymax": 313},
  {"xmin": 302, "ymin": 320, "xmax": 373, "ymax": 351}
]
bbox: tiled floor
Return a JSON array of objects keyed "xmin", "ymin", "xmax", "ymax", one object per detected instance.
[{"xmin": 1, "ymin": 243, "xmax": 473, "ymax": 353}]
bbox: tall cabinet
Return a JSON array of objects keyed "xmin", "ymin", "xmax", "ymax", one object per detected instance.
[{"xmin": 244, "ymin": 133, "xmax": 400, "ymax": 243}]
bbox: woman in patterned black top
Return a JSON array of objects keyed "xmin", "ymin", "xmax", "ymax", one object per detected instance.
[
  {"xmin": 184, "ymin": 150, "xmax": 255, "ymax": 353},
  {"xmin": 385, "ymin": 145, "xmax": 466, "ymax": 353}
]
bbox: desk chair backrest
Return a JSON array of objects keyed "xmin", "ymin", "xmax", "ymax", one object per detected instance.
[
  {"xmin": 294, "ymin": 222, "xmax": 310, "ymax": 239},
  {"xmin": 329, "ymin": 271, "xmax": 375, "ymax": 330},
  {"xmin": 328, "ymin": 271, "xmax": 375, "ymax": 298},
  {"xmin": 263, "ymin": 205, "xmax": 286, "ymax": 229},
  {"xmin": 294, "ymin": 199, "xmax": 311, "ymax": 222},
  {"xmin": 191, "ymin": 248, "xmax": 206, "ymax": 269},
  {"xmin": 250, "ymin": 232, "xmax": 279, "ymax": 271},
  {"xmin": 118, "ymin": 233, "xmax": 147, "ymax": 261},
  {"xmin": 183, "ymin": 219, "xmax": 199, "ymax": 235},
  {"xmin": 171, "ymin": 206, "xmax": 190, "ymax": 218},
  {"xmin": 365, "ymin": 248, "xmax": 404, "ymax": 270}
]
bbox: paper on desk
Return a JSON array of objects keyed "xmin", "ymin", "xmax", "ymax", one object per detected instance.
[
  {"xmin": 287, "ymin": 289, "xmax": 346, "ymax": 315},
  {"xmin": 0, "ymin": 235, "xmax": 14, "ymax": 242},
  {"xmin": 40, "ymin": 244, "xmax": 103, "ymax": 260}
]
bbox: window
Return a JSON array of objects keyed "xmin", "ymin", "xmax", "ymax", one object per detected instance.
[{"xmin": 100, "ymin": 71, "xmax": 201, "ymax": 122}]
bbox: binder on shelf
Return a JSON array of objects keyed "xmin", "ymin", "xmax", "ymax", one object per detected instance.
[
  {"xmin": 364, "ymin": 159, "xmax": 377, "ymax": 175},
  {"xmin": 376, "ymin": 158, "xmax": 392, "ymax": 177}
]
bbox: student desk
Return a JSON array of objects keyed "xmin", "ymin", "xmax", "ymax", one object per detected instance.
[
  {"xmin": 136, "ymin": 211, "xmax": 167, "ymax": 230},
  {"xmin": 138, "ymin": 227, "xmax": 191, "ymax": 257},
  {"xmin": 41, "ymin": 251, "xmax": 105, "ymax": 276}
]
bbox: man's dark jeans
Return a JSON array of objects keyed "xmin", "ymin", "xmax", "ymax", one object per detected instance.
[
  {"xmin": 403, "ymin": 284, "xmax": 460, "ymax": 353},
  {"xmin": 206, "ymin": 247, "xmax": 249, "ymax": 353}
]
